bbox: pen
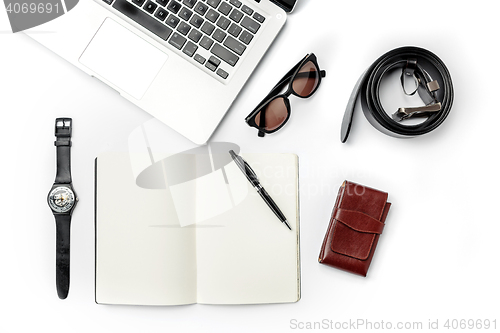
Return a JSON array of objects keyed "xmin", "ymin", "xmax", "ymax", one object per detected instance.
[{"xmin": 229, "ymin": 150, "xmax": 292, "ymax": 231}]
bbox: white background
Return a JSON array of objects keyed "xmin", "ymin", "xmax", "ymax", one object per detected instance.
[{"xmin": 1, "ymin": 0, "xmax": 499, "ymax": 332}]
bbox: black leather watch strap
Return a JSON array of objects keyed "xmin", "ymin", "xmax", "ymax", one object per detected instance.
[
  {"xmin": 54, "ymin": 118, "xmax": 72, "ymax": 184},
  {"xmin": 52, "ymin": 118, "xmax": 75, "ymax": 299},
  {"xmin": 55, "ymin": 214, "xmax": 71, "ymax": 299},
  {"xmin": 341, "ymin": 46, "xmax": 454, "ymax": 142}
]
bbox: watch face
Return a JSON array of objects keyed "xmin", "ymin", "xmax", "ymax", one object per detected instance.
[{"xmin": 48, "ymin": 187, "xmax": 76, "ymax": 213}]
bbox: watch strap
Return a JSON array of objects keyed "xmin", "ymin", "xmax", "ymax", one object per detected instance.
[
  {"xmin": 54, "ymin": 118, "xmax": 72, "ymax": 184},
  {"xmin": 55, "ymin": 214, "xmax": 71, "ymax": 299}
]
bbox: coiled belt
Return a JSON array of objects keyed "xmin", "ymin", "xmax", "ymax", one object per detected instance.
[{"xmin": 341, "ymin": 46, "xmax": 454, "ymax": 142}]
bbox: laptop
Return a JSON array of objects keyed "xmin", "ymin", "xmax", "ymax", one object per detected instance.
[{"xmin": 27, "ymin": 0, "xmax": 297, "ymax": 144}]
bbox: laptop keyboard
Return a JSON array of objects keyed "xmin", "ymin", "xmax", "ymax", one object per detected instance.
[{"xmin": 102, "ymin": 0, "xmax": 266, "ymax": 80}]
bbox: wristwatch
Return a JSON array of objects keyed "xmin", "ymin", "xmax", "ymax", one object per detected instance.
[{"xmin": 47, "ymin": 118, "xmax": 78, "ymax": 299}]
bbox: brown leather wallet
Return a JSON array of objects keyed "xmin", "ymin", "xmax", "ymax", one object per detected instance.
[{"xmin": 319, "ymin": 181, "xmax": 391, "ymax": 276}]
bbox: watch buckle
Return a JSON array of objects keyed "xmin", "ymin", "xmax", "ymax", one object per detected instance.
[{"xmin": 55, "ymin": 118, "xmax": 72, "ymax": 137}]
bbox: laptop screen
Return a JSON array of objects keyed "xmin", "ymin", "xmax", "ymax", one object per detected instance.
[{"xmin": 272, "ymin": 0, "xmax": 297, "ymax": 13}]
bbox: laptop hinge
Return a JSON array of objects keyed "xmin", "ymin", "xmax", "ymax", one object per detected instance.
[{"xmin": 269, "ymin": 0, "xmax": 294, "ymax": 13}]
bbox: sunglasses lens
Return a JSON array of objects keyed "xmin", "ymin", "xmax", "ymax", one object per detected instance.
[
  {"xmin": 292, "ymin": 61, "xmax": 320, "ymax": 97},
  {"xmin": 254, "ymin": 97, "xmax": 289, "ymax": 131}
]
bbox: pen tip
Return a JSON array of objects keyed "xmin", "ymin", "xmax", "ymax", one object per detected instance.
[{"xmin": 284, "ymin": 220, "xmax": 292, "ymax": 230}]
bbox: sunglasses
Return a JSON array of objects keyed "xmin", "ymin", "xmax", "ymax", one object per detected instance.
[{"xmin": 245, "ymin": 53, "xmax": 326, "ymax": 137}]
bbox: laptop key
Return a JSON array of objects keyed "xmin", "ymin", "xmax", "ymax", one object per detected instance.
[
  {"xmin": 169, "ymin": 32, "xmax": 187, "ymax": 49},
  {"xmin": 113, "ymin": 0, "xmax": 173, "ymax": 40},
  {"xmin": 211, "ymin": 43, "xmax": 239, "ymax": 66},
  {"xmin": 166, "ymin": 0, "xmax": 181, "ymax": 13},
  {"xmin": 154, "ymin": 7, "xmax": 168, "ymax": 21},
  {"xmin": 229, "ymin": 0, "xmax": 241, "ymax": 8},
  {"xmin": 241, "ymin": 5, "xmax": 253, "ymax": 16},
  {"xmin": 238, "ymin": 30, "xmax": 253, "ymax": 45},
  {"xmin": 213, "ymin": 29, "xmax": 227, "ymax": 43},
  {"xmin": 217, "ymin": 68, "xmax": 229, "ymax": 79},
  {"xmin": 179, "ymin": 7, "xmax": 193, "ymax": 20},
  {"xmin": 155, "ymin": 0, "xmax": 168, "ymax": 6},
  {"xmin": 227, "ymin": 23, "xmax": 242, "ymax": 37},
  {"xmin": 182, "ymin": 0, "xmax": 196, "ymax": 8},
  {"xmin": 206, "ymin": 9, "xmax": 220, "ymax": 23},
  {"xmin": 200, "ymin": 36, "xmax": 214, "ymax": 50},
  {"xmin": 229, "ymin": 9, "xmax": 243, "ymax": 23},
  {"xmin": 208, "ymin": 56, "xmax": 221, "ymax": 67},
  {"xmin": 143, "ymin": 1, "xmax": 157, "ymax": 14},
  {"xmin": 188, "ymin": 29, "xmax": 202, "ymax": 42},
  {"xmin": 194, "ymin": 54, "xmax": 206, "ymax": 64},
  {"xmin": 223, "ymin": 36, "xmax": 245, "ymax": 55},
  {"xmin": 207, "ymin": 0, "xmax": 220, "ymax": 8},
  {"xmin": 132, "ymin": 0, "xmax": 145, "ymax": 7},
  {"xmin": 166, "ymin": 14, "xmax": 180, "ymax": 28},
  {"xmin": 190, "ymin": 14, "xmax": 204, "ymax": 28},
  {"xmin": 205, "ymin": 62, "xmax": 217, "ymax": 72},
  {"xmin": 241, "ymin": 16, "xmax": 260, "ymax": 34},
  {"xmin": 216, "ymin": 17, "xmax": 231, "ymax": 30},
  {"xmin": 183, "ymin": 41, "xmax": 198, "ymax": 57},
  {"xmin": 253, "ymin": 12, "xmax": 265, "ymax": 23},
  {"xmin": 201, "ymin": 21, "xmax": 215, "ymax": 35},
  {"xmin": 177, "ymin": 22, "xmax": 191, "ymax": 35},
  {"xmin": 194, "ymin": 2, "xmax": 208, "ymax": 15},
  {"xmin": 218, "ymin": 2, "xmax": 232, "ymax": 15}
]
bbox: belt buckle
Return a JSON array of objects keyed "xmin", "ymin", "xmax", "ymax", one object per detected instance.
[
  {"xmin": 395, "ymin": 59, "xmax": 442, "ymax": 122},
  {"xmin": 392, "ymin": 102, "xmax": 442, "ymax": 122},
  {"xmin": 401, "ymin": 59, "xmax": 419, "ymax": 96}
]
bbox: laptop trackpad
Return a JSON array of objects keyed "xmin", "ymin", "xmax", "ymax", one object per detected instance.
[{"xmin": 79, "ymin": 18, "xmax": 168, "ymax": 100}]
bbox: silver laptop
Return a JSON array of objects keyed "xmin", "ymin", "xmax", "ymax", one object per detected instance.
[{"xmin": 27, "ymin": 0, "xmax": 297, "ymax": 144}]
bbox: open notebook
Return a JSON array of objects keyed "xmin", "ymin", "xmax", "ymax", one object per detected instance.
[{"xmin": 95, "ymin": 152, "xmax": 300, "ymax": 305}]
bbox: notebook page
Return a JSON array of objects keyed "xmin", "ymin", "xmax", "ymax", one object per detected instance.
[
  {"xmin": 195, "ymin": 154, "xmax": 300, "ymax": 304},
  {"xmin": 95, "ymin": 152, "xmax": 197, "ymax": 305}
]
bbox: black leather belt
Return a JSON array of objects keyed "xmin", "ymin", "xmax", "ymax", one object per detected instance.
[{"xmin": 341, "ymin": 46, "xmax": 454, "ymax": 142}]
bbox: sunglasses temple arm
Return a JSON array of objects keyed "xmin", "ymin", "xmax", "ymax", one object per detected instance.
[{"xmin": 320, "ymin": 70, "xmax": 326, "ymax": 77}]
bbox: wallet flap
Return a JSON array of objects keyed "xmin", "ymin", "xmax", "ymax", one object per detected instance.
[
  {"xmin": 330, "ymin": 222, "xmax": 375, "ymax": 260},
  {"xmin": 329, "ymin": 182, "xmax": 389, "ymax": 261},
  {"xmin": 334, "ymin": 209, "xmax": 385, "ymax": 234}
]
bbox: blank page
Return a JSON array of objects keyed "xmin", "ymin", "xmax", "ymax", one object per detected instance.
[
  {"xmin": 95, "ymin": 153, "xmax": 197, "ymax": 305},
  {"xmin": 195, "ymin": 154, "xmax": 300, "ymax": 304}
]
